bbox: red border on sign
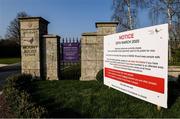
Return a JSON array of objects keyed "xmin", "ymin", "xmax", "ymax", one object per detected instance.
[{"xmin": 105, "ymin": 67, "xmax": 164, "ymax": 94}]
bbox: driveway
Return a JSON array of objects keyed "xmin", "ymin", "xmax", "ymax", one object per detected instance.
[{"xmin": 0, "ymin": 63, "xmax": 20, "ymax": 91}]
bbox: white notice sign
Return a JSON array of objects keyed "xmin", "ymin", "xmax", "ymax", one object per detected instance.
[{"xmin": 104, "ymin": 24, "xmax": 168, "ymax": 108}]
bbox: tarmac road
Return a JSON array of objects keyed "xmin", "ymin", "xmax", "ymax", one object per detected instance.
[{"xmin": 0, "ymin": 63, "xmax": 20, "ymax": 91}]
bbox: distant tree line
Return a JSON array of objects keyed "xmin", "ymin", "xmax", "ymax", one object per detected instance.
[
  {"xmin": 112, "ymin": 0, "xmax": 180, "ymax": 62},
  {"xmin": 112, "ymin": 0, "xmax": 180, "ymax": 40},
  {"xmin": 0, "ymin": 39, "xmax": 20, "ymax": 58},
  {"xmin": 0, "ymin": 11, "xmax": 29, "ymax": 58}
]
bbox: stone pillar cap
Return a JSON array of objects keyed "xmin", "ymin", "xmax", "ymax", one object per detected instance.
[
  {"xmin": 95, "ymin": 22, "xmax": 119, "ymax": 28},
  {"xmin": 43, "ymin": 34, "xmax": 60, "ymax": 38},
  {"xmin": 82, "ymin": 32, "xmax": 97, "ymax": 36},
  {"xmin": 19, "ymin": 17, "xmax": 50, "ymax": 24}
]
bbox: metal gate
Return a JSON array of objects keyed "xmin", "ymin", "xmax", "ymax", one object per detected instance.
[{"xmin": 60, "ymin": 38, "xmax": 81, "ymax": 80}]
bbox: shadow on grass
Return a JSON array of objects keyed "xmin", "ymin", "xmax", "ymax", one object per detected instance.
[
  {"xmin": 49, "ymin": 108, "xmax": 83, "ymax": 118},
  {"xmin": 29, "ymin": 81, "xmax": 84, "ymax": 118},
  {"xmin": 27, "ymin": 74, "xmax": 180, "ymax": 117},
  {"xmin": 168, "ymin": 75, "xmax": 180, "ymax": 108},
  {"xmin": 34, "ymin": 94, "xmax": 84, "ymax": 117},
  {"xmin": 60, "ymin": 64, "xmax": 81, "ymax": 80}
]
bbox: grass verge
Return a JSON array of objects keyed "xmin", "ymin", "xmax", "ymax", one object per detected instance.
[
  {"xmin": 3, "ymin": 64, "xmax": 180, "ymax": 118},
  {"xmin": 30, "ymin": 80, "xmax": 180, "ymax": 118},
  {"xmin": 0, "ymin": 57, "xmax": 20, "ymax": 64}
]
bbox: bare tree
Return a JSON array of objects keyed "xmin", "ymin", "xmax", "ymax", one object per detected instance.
[
  {"xmin": 5, "ymin": 11, "xmax": 30, "ymax": 44},
  {"xmin": 112, "ymin": 0, "xmax": 147, "ymax": 31},
  {"xmin": 149, "ymin": 0, "xmax": 180, "ymax": 61},
  {"xmin": 149, "ymin": 1, "xmax": 165, "ymax": 25},
  {"xmin": 173, "ymin": 0, "xmax": 180, "ymax": 40},
  {"xmin": 149, "ymin": 0, "xmax": 180, "ymax": 34}
]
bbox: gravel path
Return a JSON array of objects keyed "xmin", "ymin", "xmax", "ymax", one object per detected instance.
[{"xmin": 0, "ymin": 64, "xmax": 8, "ymax": 67}]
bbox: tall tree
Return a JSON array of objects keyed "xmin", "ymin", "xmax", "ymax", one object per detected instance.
[
  {"xmin": 149, "ymin": 0, "xmax": 180, "ymax": 61},
  {"xmin": 149, "ymin": 1, "xmax": 165, "ymax": 25},
  {"xmin": 173, "ymin": 0, "xmax": 180, "ymax": 40},
  {"xmin": 0, "ymin": 36, "xmax": 2, "ymax": 40},
  {"xmin": 149, "ymin": 0, "xmax": 180, "ymax": 36},
  {"xmin": 5, "ymin": 11, "xmax": 30, "ymax": 44},
  {"xmin": 112, "ymin": 0, "xmax": 147, "ymax": 31}
]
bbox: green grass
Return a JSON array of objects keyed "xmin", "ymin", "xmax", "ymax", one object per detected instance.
[
  {"xmin": 25, "ymin": 64, "xmax": 180, "ymax": 118},
  {"xmin": 29, "ymin": 80, "xmax": 180, "ymax": 118},
  {"xmin": 60, "ymin": 63, "xmax": 81, "ymax": 80},
  {"xmin": 0, "ymin": 57, "xmax": 20, "ymax": 64},
  {"xmin": 2, "ymin": 63, "xmax": 179, "ymax": 118}
]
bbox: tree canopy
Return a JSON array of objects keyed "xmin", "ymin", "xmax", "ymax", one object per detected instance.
[{"xmin": 5, "ymin": 11, "xmax": 30, "ymax": 44}]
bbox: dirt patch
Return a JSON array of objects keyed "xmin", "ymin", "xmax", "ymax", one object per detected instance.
[{"xmin": 0, "ymin": 94, "xmax": 15, "ymax": 118}]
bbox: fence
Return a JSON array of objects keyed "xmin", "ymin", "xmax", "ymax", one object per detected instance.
[{"xmin": 60, "ymin": 38, "xmax": 81, "ymax": 66}]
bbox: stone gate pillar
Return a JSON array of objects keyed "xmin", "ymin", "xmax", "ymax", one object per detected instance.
[
  {"xmin": 19, "ymin": 17, "xmax": 49, "ymax": 78},
  {"xmin": 80, "ymin": 22, "xmax": 118, "ymax": 81},
  {"xmin": 43, "ymin": 35, "xmax": 60, "ymax": 80}
]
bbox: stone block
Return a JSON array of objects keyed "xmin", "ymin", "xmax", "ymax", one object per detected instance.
[
  {"xmin": 20, "ymin": 21, "xmax": 39, "ymax": 29},
  {"xmin": 96, "ymin": 22, "xmax": 118, "ymax": 35},
  {"xmin": 81, "ymin": 45, "xmax": 97, "ymax": 60}
]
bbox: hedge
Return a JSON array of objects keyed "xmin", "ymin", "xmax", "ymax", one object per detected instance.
[
  {"xmin": 96, "ymin": 69, "xmax": 104, "ymax": 82},
  {"xmin": 3, "ymin": 74, "xmax": 47, "ymax": 118}
]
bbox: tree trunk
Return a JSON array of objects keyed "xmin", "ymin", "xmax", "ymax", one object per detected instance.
[
  {"xmin": 167, "ymin": 5, "xmax": 173, "ymax": 62},
  {"xmin": 167, "ymin": 7, "xmax": 172, "ymax": 30},
  {"xmin": 127, "ymin": 0, "xmax": 133, "ymax": 30}
]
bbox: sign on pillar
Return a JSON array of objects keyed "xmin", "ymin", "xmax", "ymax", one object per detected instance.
[{"xmin": 19, "ymin": 17, "xmax": 49, "ymax": 78}]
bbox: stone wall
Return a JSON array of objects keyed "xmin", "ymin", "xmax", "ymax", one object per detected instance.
[{"xmin": 80, "ymin": 22, "xmax": 118, "ymax": 81}]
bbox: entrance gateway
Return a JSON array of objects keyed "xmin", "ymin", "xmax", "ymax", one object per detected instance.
[{"xmin": 19, "ymin": 16, "xmax": 119, "ymax": 80}]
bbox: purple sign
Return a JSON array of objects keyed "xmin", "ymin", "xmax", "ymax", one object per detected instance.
[{"xmin": 62, "ymin": 43, "xmax": 80, "ymax": 62}]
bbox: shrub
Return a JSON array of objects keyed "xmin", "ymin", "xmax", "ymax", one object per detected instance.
[
  {"xmin": 96, "ymin": 69, "xmax": 104, "ymax": 82},
  {"xmin": 3, "ymin": 74, "xmax": 47, "ymax": 118},
  {"xmin": 177, "ymin": 76, "xmax": 180, "ymax": 86}
]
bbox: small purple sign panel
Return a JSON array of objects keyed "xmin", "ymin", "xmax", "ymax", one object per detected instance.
[{"xmin": 62, "ymin": 43, "xmax": 80, "ymax": 62}]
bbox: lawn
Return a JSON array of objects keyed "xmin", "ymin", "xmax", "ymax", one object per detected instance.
[
  {"xmin": 60, "ymin": 63, "xmax": 81, "ymax": 80},
  {"xmin": 0, "ymin": 57, "xmax": 20, "ymax": 64},
  {"xmin": 27, "ymin": 64, "xmax": 180, "ymax": 118},
  {"xmin": 30, "ymin": 80, "xmax": 180, "ymax": 118},
  {"xmin": 3, "ymin": 64, "xmax": 180, "ymax": 118}
]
